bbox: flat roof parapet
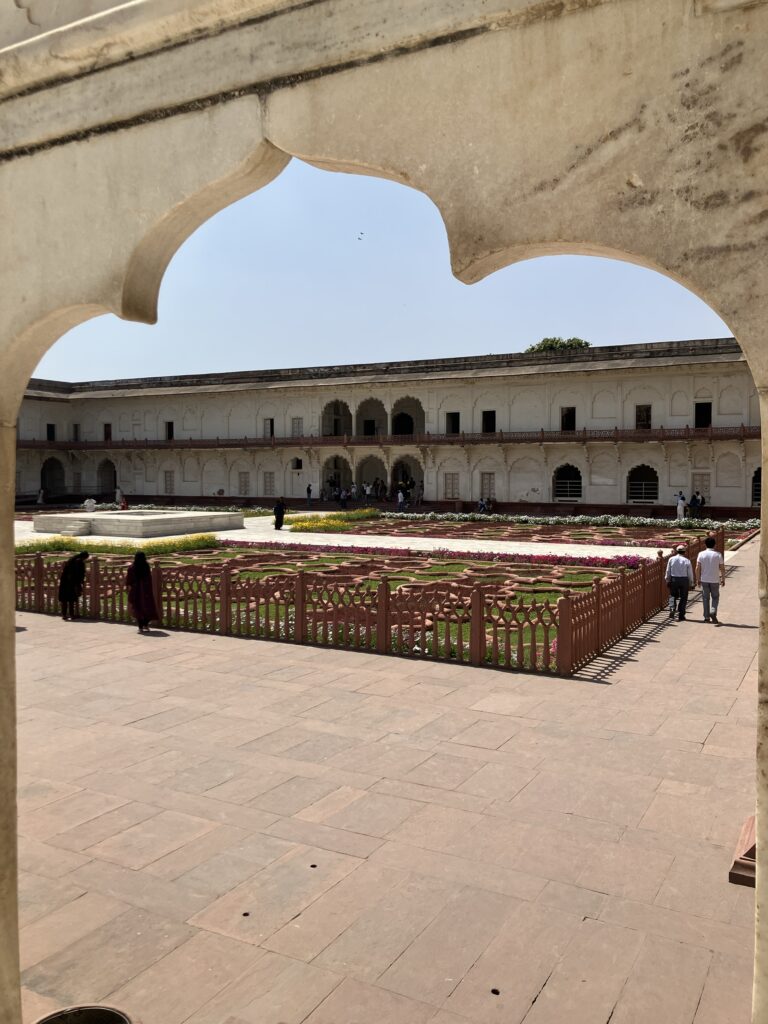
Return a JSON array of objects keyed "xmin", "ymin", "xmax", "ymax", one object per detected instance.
[{"xmin": 25, "ymin": 337, "xmax": 742, "ymax": 396}]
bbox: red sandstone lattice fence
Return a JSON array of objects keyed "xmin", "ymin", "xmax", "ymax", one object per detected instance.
[{"xmin": 14, "ymin": 530, "xmax": 721, "ymax": 676}]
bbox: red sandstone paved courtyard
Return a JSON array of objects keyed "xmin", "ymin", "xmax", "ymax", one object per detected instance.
[{"xmin": 16, "ymin": 541, "xmax": 758, "ymax": 1024}]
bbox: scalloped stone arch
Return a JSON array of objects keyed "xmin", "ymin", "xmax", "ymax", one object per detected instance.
[{"xmin": 3, "ymin": 5, "xmax": 768, "ymax": 1022}]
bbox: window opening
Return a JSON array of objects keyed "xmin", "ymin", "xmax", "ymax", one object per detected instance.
[
  {"xmin": 560, "ymin": 407, "xmax": 576, "ymax": 432},
  {"xmin": 480, "ymin": 472, "xmax": 496, "ymax": 500},
  {"xmin": 635, "ymin": 405, "xmax": 652, "ymax": 430},
  {"xmin": 444, "ymin": 472, "xmax": 460, "ymax": 499}
]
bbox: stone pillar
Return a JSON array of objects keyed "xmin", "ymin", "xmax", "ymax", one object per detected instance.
[
  {"xmin": 0, "ymin": 423, "xmax": 20, "ymax": 1024},
  {"xmin": 755, "ymin": 391, "xmax": 768, "ymax": 1024}
]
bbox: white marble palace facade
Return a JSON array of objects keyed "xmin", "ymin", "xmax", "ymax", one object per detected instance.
[{"xmin": 16, "ymin": 338, "xmax": 761, "ymax": 512}]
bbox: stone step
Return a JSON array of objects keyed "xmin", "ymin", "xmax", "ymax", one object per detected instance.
[{"xmin": 58, "ymin": 521, "xmax": 91, "ymax": 536}]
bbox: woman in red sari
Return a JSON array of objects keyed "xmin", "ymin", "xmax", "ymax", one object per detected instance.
[{"xmin": 126, "ymin": 551, "xmax": 158, "ymax": 633}]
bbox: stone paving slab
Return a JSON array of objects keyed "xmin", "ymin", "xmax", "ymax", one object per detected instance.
[{"xmin": 15, "ymin": 539, "xmax": 758, "ymax": 1023}]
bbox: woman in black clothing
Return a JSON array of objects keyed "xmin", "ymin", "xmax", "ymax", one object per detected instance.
[
  {"xmin": 58, "ymin": 551, "xmax": 89, "ymax": 620},
  {"xmin": 273, "ymin": 497, "xmax": 286, "ymax": 530},
  {"xmin": 126, "ymin": 551, "xmax": 158, "ymax": 633}
]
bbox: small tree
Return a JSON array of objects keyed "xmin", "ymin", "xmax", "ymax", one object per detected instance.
[{"xmin": 524, "ymin": 336, "xmax": 591, "ymax": 353}]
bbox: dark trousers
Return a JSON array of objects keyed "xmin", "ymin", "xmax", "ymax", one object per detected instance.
[
  {"xmin": 60, "ymin": 600, "xmax": 79, "ymax": 619},
  {"xmin": 669, "ymin": 578, "xmax": 690, "ymax": 620}
]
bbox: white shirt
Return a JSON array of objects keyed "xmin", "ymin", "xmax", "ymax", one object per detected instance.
[
  {"xmin": 676, "ymin": 494, "xmax": 686, "ymax": 507},
  {"xmin": 666, "ymin": 554, "xmax": 693, "ymax": 584},
  {"xmin": 697, "ymin": 549, "xmax": 723, "ymax": 584}
]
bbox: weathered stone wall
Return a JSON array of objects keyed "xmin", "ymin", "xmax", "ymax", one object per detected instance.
[{"xmin": 2, "ymin": 1, "xmax": 768, "ymax": 1021}]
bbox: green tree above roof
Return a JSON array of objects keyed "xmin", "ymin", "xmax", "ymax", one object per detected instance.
[{"xmin": 524, "ymin": 336, "xmax": 591, "ymax": 353}]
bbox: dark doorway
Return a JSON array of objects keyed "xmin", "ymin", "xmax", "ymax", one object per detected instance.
[
  {"xmin": 41, "ymin": 458, "xmax": 65, "ymax": 495},
  {"xmin": 553, "ymin": 464, "xmax": 582, "ymax": 500},
  {"xmin": 445, "ymin": 412, "xmax": 460, "ymax": 435},
  {"xmin": 560, "ymin": 407, "xmax": 576, "ymax": 432},
  {"xmin": 392, "ymin": 412, "xmax": 414, "ymax": 436},
  {"xmin": 627, "ymin": 464, "xmax": 659, "ymax": 502},
  {"xmin": 481, "ymin": 410, "xmax": 496, "ymax": 433},
  {"xmin": 695, "ymin": 402, "xmax": 712, "ymax": 428}
]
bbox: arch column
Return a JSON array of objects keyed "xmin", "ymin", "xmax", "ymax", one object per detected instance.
[{"xmin": 0, "ymin": 424, "xmax": 18, "ymax": 1023}]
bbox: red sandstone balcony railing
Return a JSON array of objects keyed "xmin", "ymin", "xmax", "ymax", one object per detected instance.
[{"xmin": 16, "ymin": 424, "xmax": 761, "ymax": 450}]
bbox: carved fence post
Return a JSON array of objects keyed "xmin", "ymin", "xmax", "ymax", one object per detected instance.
[
  {"xmin": 717, "ymin": 526, "xmax": 725, "ymax": 556},
  {"xmin": 594, "ymin": 582, "xmax": 603, "ymax": 652},
  {"xmin": 470, "ymin": 586, "xmax": 485, "ymax": 667},
  {"xmin": 219, "ymin": 564, "xmax": 231, "ymax": 635},
  {"xmin": 658, "ymin": 554, "xmax": 667, "ymax": 609},
  {"xmin": 620, "ymin": 570, "xmax": 628, "ymax": 635},
  {"xmin": 295, "ymin": 571, "xmax": 306, "ymax": 644},
  {"xmin": 89, "ymin": 556, "xmax": 100, "ymax": 620},
  {"xmin": 556, "ymin": 595, "xmax": 573, "ymax": 676},
  {"xmin": 640, "ymin": 562, "xmax": 649, "ymax": 619},
  {"xmin": 376, "ymin": 577, "xmax": 390, "ymax": 654},
  {"xmin": 151, "ymin": 565, "xmax": 163, "ymax": 627},
  {"xmin": 34, "ymin": 553, "xmax": 43, "ymax": 613}
]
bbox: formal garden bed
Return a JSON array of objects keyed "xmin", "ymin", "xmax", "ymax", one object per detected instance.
[
  {"xmin": 15, "ymin": 533, "xmax": 699, "ymax": 675},
  {"xmin": 287, "ymin": 508, "xmax": 757, "ymax": 549}
]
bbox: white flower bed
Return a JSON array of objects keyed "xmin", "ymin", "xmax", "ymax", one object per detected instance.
[{"xmin": 380, "ymin": 511, "xmax": 759, "ymax": 531}]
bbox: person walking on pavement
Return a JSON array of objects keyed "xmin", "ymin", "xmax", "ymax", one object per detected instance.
[
  {"xmin": 126, "ymin": 550, "xmax": 158, "ymax": 633},
  {"xmin": 696, "ymin": 535, "xmax": 725, "ymax": 623},
  {"xmin": 665, "ymin": 544, "xmax": 694, "ymax": 621}
]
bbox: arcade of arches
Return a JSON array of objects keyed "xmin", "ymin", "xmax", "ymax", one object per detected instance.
[{"xmin": 3, "ymin": 2, "xmax": 768, "ymax": 1022}]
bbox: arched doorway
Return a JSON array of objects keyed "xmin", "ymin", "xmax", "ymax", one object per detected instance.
[
  {"xmin": 40, "ymin": 458, "xmax": 65, "ymax": 497},
  {"xmin": 322, "ymin": 456, "xmax": 352, "ymax": 495},
  {"xmin": 391, "ymin": 397, "xmax": 425, "ymax": 436},
  {"xmin": 753, "ymin": 467, "xmax": 761, "ymax": 506},
  {"xmin": 356, "ymin": 455, "xmax": 387, "ymax": 494},
  {"xmin": 627, "ymin": 464, "xmax": 659, "ymax": 503},
  {"xmin": 321, "ymin": 401, "xmax": 352, "ymax": 437},
  {"xmin": 97, "ymin": 459, "xmax": 117, "ymax": 496},
  {"xmin": 391, "ymin": 456, "xmax": 422, "ymax": 495},
  {"xmin": 553, "ymin": 464, "xmax": 582, "ymax": 500},
  {"xmin": 355, "ymin": 399, "xmax": 387, "ymax": 437}
]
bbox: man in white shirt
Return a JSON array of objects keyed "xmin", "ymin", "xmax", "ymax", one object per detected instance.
[
  {"xmin": 675, "ymin": 492, "xmax": 687, "ymax": 520},
  {"xmin": 696, "ymin": 536, "xmax": 725, "ymax": 623},
  {"xmin": 665, "ymin": 544, "xmax": 694, "ymax": 621}
]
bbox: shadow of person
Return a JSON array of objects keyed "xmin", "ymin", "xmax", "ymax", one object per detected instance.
[
  {"xmin": 142, "ymin": 629, "xmax": 170, "ymax": 638},
  {"xmin": 15, "ymin": 626, "xmax": 27, "ymax": 633}
]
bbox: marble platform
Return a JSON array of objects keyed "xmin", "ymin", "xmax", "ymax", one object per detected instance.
[{"xmin": 32, "ymin": 509, "xmax": 244, "ymax": 538}]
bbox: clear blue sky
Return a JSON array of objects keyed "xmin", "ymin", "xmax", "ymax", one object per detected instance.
[{"xmin": 34, "ymin": 160, "xmax": 730, "ymax": 383}]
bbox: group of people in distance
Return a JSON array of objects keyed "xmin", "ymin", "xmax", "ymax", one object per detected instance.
[
  {"xmin": 58, "ymin": 550, "xmax": 158, "ymax": 633},
  {"xmin": 675, "ymin": 489, "xmax": 706, "ymax": 520},
  {"xmin": 664, "ymin": 534, "xmax": 725, "ymax": 623}
]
